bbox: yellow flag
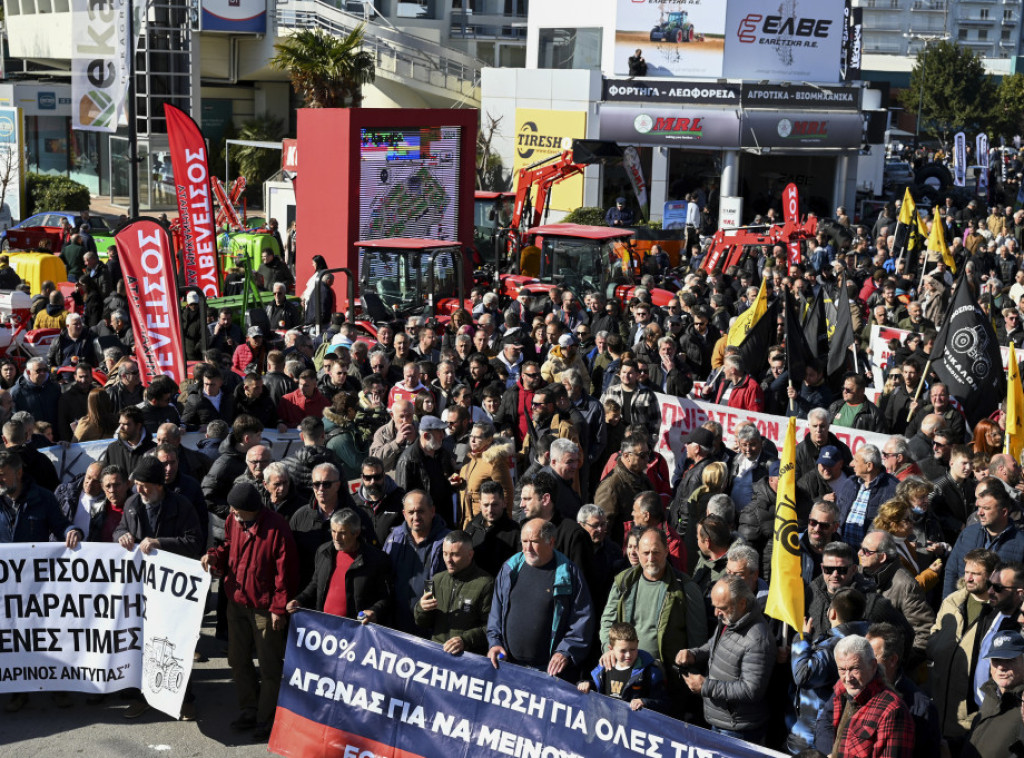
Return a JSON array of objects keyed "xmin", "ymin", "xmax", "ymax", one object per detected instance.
[
  {"xmin": 728, "ymin": 276, "xmax": 766, "ymax": 347},
  {"xmin": 1007, "ymin": 343, "xmax": 1024, "ymax": 463},
  {"xmin": 898, "ymin": 188, "xmax": 919, "ymax": 251},
  {"xmin": 926, "ymin": 210, "xmax": 957, "ymax": 273},
  {"xmin": 765, "ymin": 417, "xmax": 805, "ymax": 634}
]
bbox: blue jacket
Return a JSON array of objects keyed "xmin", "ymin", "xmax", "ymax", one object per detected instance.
[
  {"xmin": 487, "ymin": 550, "xmax": 594, "ymax": 666},
  {"xmin": 835, "ymin": 472, "xmax": 899, "ymax": 550},
  {"xmin": 787, "ymin": 620, "xmax": 869, "ymax": 753},
  {"xmin": 0, "ymin": 480, "xmax": 78, "ymax": 543},
  {"xmin": 944, "ymin": 521, "xmax": 1024, "ymax": 596},
  {"xmin": 10, "ymin": 373, "xmax": 61, "ymax": 426},
  {"xmin": 587, "ymin": 649, "xmax": 669, "ymax": 713},
  {"xmin": 383, "ymin": 515, "xmax": 450, "ymax": 633}
]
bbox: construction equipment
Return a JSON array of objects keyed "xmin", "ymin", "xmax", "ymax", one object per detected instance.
[
  {"xmin": 144, "ymin": 637, "xmax": 185, "ymax": 694},
  {"xmin": 699, "ymin": 219, "xmax": 818, "ymax": 275}
]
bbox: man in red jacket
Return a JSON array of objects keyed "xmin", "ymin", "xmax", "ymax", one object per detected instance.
[
  {"xmin": 277, "ymin": 369, "xmax": 330, "ymax": 428},
  {"xmin": 203, "ymin": 482, "xmax": 298, "ymax": 741},
  {"xmin": 714, "ymin": 355, "xmax": 765, "ymax": 412}
]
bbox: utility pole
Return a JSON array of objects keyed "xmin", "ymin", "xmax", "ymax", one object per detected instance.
[{"xmin": 127, "ymin": 0, "xmax": 139, "ymax": 218}]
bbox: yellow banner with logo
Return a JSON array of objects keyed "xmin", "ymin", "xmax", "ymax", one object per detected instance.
[
  {"xmin": 513, "ymin": 109, "xmax": 587, "ymax": 214},
  {"xmin": 766, "ymin": 416, "xmax": 805, "ymax": 634}
]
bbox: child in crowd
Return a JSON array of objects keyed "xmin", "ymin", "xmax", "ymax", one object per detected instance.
[{"xmin": 577, "ymin": 621, "xmax": 667, "ymax": 712}]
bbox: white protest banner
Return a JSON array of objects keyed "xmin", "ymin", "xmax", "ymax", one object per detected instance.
[
  {"xmin": 655, "ymin": 393, "xmax": 889, "ymax": 476},
  {"xmin": 0, "ymin": 543, "xmax": 209, "ymax": 719}
]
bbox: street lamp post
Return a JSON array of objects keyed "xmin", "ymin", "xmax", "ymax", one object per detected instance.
[{"xmin": 904, "ymin": 31, "xmax": 949, "ymax": 150}]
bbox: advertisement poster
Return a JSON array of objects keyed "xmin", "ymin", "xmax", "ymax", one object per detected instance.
[
  {"xmin": 513, "ymin": 109, "xmax": 587, "ymax": 213},
  {"xmin": 723, "ymin": 0, "xmax": 846, "ymax": 83},
  {"xmin": 663, "ymin": 200, "xmax": 688, "ymax": 229},
  {"xmin": 614, "ymin": 0, "xmax": 727, "ymax": 78},
  {"xmin": 719, "ymin": 196, "xmax": 743, "ymax": 229},
  {"xmin": 0, "ymin": 107, "xmax": 23, "ymax": 225},
  {"xmin": 201, "ymin": 0, "xmax": 267, "ymax": 33}
]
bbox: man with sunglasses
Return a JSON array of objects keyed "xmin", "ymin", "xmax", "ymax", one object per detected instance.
[
  {"xmin": 919, "ymin": 427, "xmax": 953, "ymax": 483},
  {"xmin": 351, "ymin": 456, "xmax": 405, "ymax": 546},
  {"xmin": 793, "ymin": 500, "xmax": 841, "ymax": 585},
  {"xmin": 806, "ymin": 542, "xmax": 911, "ymax": 655},
  {"xmin": 289, "ymin": 462, "xmax": 359, "ymax": 589},
  {"xmin": 971, "ymin": 564, "xmax": 1024, "ymax": 724}
]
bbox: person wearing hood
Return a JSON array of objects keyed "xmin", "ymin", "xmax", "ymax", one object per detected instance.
[
  {"xmin": 490, "ymin": 335, "xmax": 524, "ymax": 389},
  {"xmin": 542, "ymin": 333, "xmax": 593, "ymax": 393},
  {"xmin": 453, "ymin": 422, "xmax": 513, "ymax": 528},
  {"xmin": 33, "ymin": 290, "xmax": 68, "ymax": 330},
  {"xmin": 11, "ymin": 357, "xmax": 61, "ymax": 426}
]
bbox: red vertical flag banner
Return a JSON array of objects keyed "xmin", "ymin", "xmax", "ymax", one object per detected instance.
[
  {"xmin": 783, "ymin": 182, "xmax": 801, "ymax": 273},
  {"xmin": 164, "ymin": 104, "xmax": 220, "ymax": 298},
  {"xmin": 115, "ymin": 219, "xmax": 187, "ymax": 385}
]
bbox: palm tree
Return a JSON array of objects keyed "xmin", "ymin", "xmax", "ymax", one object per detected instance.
[
  {"xmin": 270, "ymin": 26, "xmax": 376, "ymax": 108},
  {"xmin": 231, "ymin": 116, "xmax": 285, "ymax": 204}
]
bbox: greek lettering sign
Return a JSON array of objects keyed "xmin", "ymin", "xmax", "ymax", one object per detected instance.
[
  {"xmin": 602, "ymin": 79, "xmax": 740, "ymax": 106},
  {"xmin": 0, "ymin": 543, "xmax": 209, "ymax": 719},
  {"xmin": 270, "ymin": 610, "xmax": 785, "ymax": 758}
]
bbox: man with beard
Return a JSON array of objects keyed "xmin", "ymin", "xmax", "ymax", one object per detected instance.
[
  {"xmin": 919, "ymin": 427, "xmax": 953, "ymax": 483},
  {"xmin": 519, "ymin": 471, "xmax": 595, "ymax": 592},
  {"xmin": 56, "ymin": 362, "xmax": 96, "ymax": 441},
  {"xmin": 522, "ymin": 386, "xmax": 578, "ymax": 468},
  {"xmin": 139, "ymin": 377, "xmax": 183, "ymax": 436},
  {"xmin": 945, "ymin": 479, "xmax": 1024, "ymax": 596},
  {"xmin": 932, "ymin": 445, "xmax": 976, "ymax": 542},
  {"xmin": 114, "ymin": 457, "xmax": 203, "ymax": 720},
  {"xmin": 493, "ymin": 360, "xmax": 543, "ymax": 448},
  {"xmin": 795, "ymin": 500, "xmax": 841, "ymax": 585},
  {"xmin": 594, "ymin": 435, "xmax": 652, "ymax": 544},
  {"xmin": 464, "ymin": 480, "xmax": 519, "ymax": 577},
  {"xmin": 99, "ymin": 407, "xmax": 155, "ymax": 476},
  {"xmin": 882, "ymin": 359, "xmax": 922, "ymax": 435},
  {"xmin": 351, "ymin": 456, "xmax": 405, "ymax": 546},
  {"xmin": 233, "ymin": 372, "xmax": 277, "ymax": 428},
  {"xmin": 394, "ymin": 416, "xmax": 455, "ymax": 527},
  {"xmin": 369, "ymin": 399, "xmax": 417, "ymax": 473},
  {"xmin": 105, "ymin": 360, "xmax": 144, "ymax": 414}
]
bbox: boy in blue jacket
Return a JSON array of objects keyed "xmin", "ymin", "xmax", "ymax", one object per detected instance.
[{"xmin": 578, "ymin": 622, "xmax": 668, "ymax": 713}]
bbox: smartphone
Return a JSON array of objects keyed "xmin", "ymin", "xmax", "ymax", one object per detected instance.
[{"xmin": 424, "ymin": 580, "xmax": 434, "ymax": 595}]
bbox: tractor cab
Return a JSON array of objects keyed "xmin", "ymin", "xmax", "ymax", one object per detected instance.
[
  {"xmin": 357, "ymin": 238, "xmax": 467, "ymax": 325},
  {"xmin": 474, "ymin": 191, "xmax": 515, "ymax": 253}
]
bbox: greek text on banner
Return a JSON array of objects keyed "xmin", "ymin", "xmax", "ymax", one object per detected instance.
[{"xmin": 271, "ymin": 610, "xmax": 786, "ymax": 758}]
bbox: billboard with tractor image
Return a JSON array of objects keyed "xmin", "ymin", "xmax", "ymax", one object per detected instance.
[{"xmin": 615, "ymin": 0, "xmax": 727, "ymax": 78}]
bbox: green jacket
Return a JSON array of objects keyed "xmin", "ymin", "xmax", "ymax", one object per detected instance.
[
  {"xmin": 600, "ymin": 564, "xmax": 709, "ymax": 666},
  {"xmin": 413, "ymin": 562, "xmax": 494, "ymax": 653}
]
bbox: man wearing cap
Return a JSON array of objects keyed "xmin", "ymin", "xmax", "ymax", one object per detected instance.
[
  {"xmin": 203, "ymin": 482, "xmax": 298, "ymax": 741},
  {"xmin": 795, "ymin": 408, "xmax": 854, "ymax": 480},
  {"xmin": 542, "ymin": 333, "xmax": 592, "ymax": 392},
  {"xmin": 672, "ymin": 426, "xmax": 717, "ymax": 514},
  {"xmin": 963, "ymin": 629, "xmax": 1024, "ymax": 758},
  {"xmin": 232, "ymin": 326, "xmax": 268, "ymax": 375},
  {"xmin": 395, "ymin": 416, "xmax": 456, "ymax": 527},
  {"xmin": 796, "ymin": 445, "xmax": 848, "ymax": 515},
  {"xmin": 605, "ymin": 197, "xmax": 634, "ymax": 227},
  {"xmin": 491, "ymin": 334, "xmax": 524, "ymax": 389},
  {"xmin": 182, "ymin": 291, "xmax": 206, "ymax": 361}
]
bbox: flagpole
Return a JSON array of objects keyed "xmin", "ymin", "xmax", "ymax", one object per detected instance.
[{"xmin": 907, "ymin": 359, "xmax": 933, "ymax": 423}]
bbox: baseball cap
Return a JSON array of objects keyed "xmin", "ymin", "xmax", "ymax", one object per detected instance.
[
  {"xmin": 186, "ymin": 292, "xmax": 200, "ymax": 305},
  {"xmin": 817, "ymin": 446, "xmax": 841, "ymax": 467},
  {"xmin": 502, "ymin": 333, "xmax": 524, "ymax": 348},
  {"xmin": 616, "ymin": 197, "xmax": 626, "ymax": 204},
  {"xmin": 984, "ymin": 630, "xmax": 1024, "ymax": 659},
  {"xmin": 558, "ymin": 333, "xmax": 578, "ymax": 348},
  {"xmin": 685, "ymin": 428, "xmax": 715, "ymax": 448},
  {"xmin": 247, "ymin": 326, "xmax": 264, "ymax": 338},
  {"xmin": 331, "ymin": 334, "xmax": 354, "ymax": 349},
  {"xmin": 418, "ymin": 416, "xmax": 447, "ymax": 432},
  {"xmin": 768, "ymin": 460, "xmax": 781, "ymax": 477}
]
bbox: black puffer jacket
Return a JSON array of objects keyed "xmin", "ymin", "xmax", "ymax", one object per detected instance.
[{"xmin": 293, "ymin": 539, "xmax": 394, "ymax": 622}]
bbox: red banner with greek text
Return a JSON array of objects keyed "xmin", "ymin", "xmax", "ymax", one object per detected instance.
[
  {"xmin": 165, "ymin": 104, "xmax": 220, "ymax": 298},
  {"xmin": 782, "ymin": 183, "xmax": 800, "ymax": 273},
  {"xmin": 115, "ymin": 220, "xmax": 187, "ymax": 385}
]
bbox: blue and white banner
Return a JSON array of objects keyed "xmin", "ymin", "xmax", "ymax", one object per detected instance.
[{"xmin": 270, "ymin": 611, "xmax": 785, "ymax": 758}]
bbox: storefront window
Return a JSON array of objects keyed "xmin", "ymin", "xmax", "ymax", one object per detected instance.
[
  {"xmin": 537, "ymin": 28, "xmax": 601, "ymax": 71},
  {"xmin": 25, "ymin": 115, "xmax": 69, "ymax": 177}
]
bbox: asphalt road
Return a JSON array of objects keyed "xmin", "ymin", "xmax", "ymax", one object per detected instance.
[{"xmin": 1, "ymin": 590, "xmax": 280, "ymax": 758}]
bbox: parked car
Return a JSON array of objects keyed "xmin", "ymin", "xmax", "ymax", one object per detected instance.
[{"xmin": 2, "ymin": 212, "xmax": 116, "ymax": 255}]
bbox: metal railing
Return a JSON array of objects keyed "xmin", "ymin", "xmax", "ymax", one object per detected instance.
[{"xmin": 275, "ymin": 0, "xmax": 482, "ymax": 103}]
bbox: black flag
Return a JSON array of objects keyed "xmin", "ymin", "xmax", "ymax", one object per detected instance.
[
  {"xmin": 738, "ymin": 298, "xmax": 779, "ymax": 377},
  {"xmin": 785, "ymin": 290, "xmax": 815, "ymax": 386},
  {"xmin": 824, "ymin": 277, "xmax": 855, "ymax": 376},
  {"xmin": 803, "ymin": 289, "xmax": 828, "ymax": 361},
  {"xmin": 929, "ymin": 272, "xmax": 1005, "ymax": 423}
]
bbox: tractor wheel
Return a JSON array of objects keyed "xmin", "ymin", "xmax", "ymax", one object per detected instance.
[
  {"xmin": 675, "ymin": 29, "xmax": 684, "ymax": 43},
  {"xmin": 915, "ymin": 163, "xmax": 953, "ymax": 194},
  {"xmin": 170, "ymin": 668, "xmax": 184, "ymax": 692},
  {"xmin": 149, "ymin": 669, "xmax": 164, "ymax": 692},
  {"xmin": 650, "ymin": 29, "xmax": 658, "ymax": 42},
  {"xmin": 687, "ymin": 27, "xmax": 694, "ymax": 42}
]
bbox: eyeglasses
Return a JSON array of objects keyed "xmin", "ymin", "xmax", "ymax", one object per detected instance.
[
  {"xmin": 584, "ymin": 521, "xmax": 607, "ymax": 530},
  {"xmin": 842, "ymin": 387, "xmax": 856, "ymax": 393},
  {"xmin": 312, "ymin": 480, "xmax": 339, "ymax": 489},
  {"xmin": 932, "ymin": 440, "xmax": 950, "ymax": 448},
  {"xmin": 858, "ymin": 547, "xmax": 879, "ymax": 557},
  {"xmin": 990, "ymin": 582, "xmax": 1011, "ymax": 594},
  {"xmin": 881, "ymin": 451, "xmax": 898, "ymax": 459},
  {"xmin": 808, "ymin": 518, "xmax": 835, "ymax": 529},
  {"xmin": 531, "ymin": 401, "xmax": 549, "ymax": 407},
  {"xmin": 362, "ymin": 472, "xmax": 383, "ymax": 481},
  {"xmin": 523, "ymin": 372, "xmax": 541, "ymax": 379},
  {"xmin": 821, "ymin": 565, "xmax": 851, "ymax": 575}
]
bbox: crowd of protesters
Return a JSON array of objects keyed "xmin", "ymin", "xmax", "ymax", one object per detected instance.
[{"xmin": 7, "ymin": 198, "xmax": 1024, "ymax": 757}]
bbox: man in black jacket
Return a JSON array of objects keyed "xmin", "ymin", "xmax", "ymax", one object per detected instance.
[
  {"xmin": 139, "ymin": 377, "xmax": 182, "ymax": 435},
  {"xmin": 283, "ymin": 416, "xmax": 344, "ymax": 503},
  {"xmin": 289, "ymin": 462, "xmax": 359, "ymax": 588},
  {"xmin": 287, "ymin": 508, "xmax": 393, "ymax": 623},
  {"xmin": 351, "ymin": 456, "xmax": 405, "ymax": 547},
  {"xmin": 233, "ymin": 373, "xmax": 278, "ymax": 428},
  {"xmin": 266, "ymin": 283, "xmax": 301, "ymax": 331},
  {"xmin": 464, "ymin": 480, "xmax": 518, "ymax": 577},
  {"xmin": 201, "ymin": 414, "xmax": 264, "ymax": 518},
  {"xmin": 46, "ymin": 313, "xmax": 96, "ymax": 369},
  {"xmin": 99, "ymin": 406, "xmax": 155, "ymax": 477}
]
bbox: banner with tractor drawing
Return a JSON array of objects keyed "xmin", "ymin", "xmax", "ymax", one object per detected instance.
[{"xmin": 0, "ymin": 543, "xmax": 209, "ymax": 719}]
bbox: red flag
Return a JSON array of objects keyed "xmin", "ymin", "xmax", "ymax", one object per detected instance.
[
  {"xmin": 164, "ymin": 104, "xmax": 220, "ymax": 298},
  {"xmin": 115, "ymin": 220, "xmax": 187, "ymax": 385},
  {"xmin": 782, "ymin": 182, "xmax": 800, "ymax": 274}
]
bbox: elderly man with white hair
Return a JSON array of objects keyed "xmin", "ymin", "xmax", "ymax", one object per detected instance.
[
  {"xmin": 834, "ymin": 444, "xmax": 898, "ymax": 551},
  {"xmin": 795, "ymin": 407, "xmax": 853, "ymax": 479}
]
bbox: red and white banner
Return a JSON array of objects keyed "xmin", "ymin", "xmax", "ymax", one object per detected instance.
[
  {"xmin": 115, "ymin": 220, "xmax": 187, "ymax": 385},
  {"xmin": 654, "ymin": 393, "xmax": 889, "ymax": 477},
  {"xmin": 165, "ymin": 104, "xmax": 220, "ymax": 298},
  {"xmin": 782, "ymin": 182, "xmax": 800, "ymax": 273}
]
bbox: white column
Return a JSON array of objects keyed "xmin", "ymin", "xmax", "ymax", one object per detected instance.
[
  {"xmin": 649, "ymin": 146, "xmax": 669, "ymax": 222},
  {"xmin": 721, "ymin": 149, "xmax": 740, "ymax": 197}
]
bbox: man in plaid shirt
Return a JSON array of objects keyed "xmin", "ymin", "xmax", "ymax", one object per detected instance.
[{"xmin": 830, "ymin": 634, "xmax": 914, "ymax": 758}]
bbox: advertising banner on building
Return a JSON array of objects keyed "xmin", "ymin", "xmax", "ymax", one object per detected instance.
[
  {"xmin": 165, "ymin": 105, "xmax": 220, "ymax": 299},
  {"xmin": 602, "ymin": 79, "xmax": 740, "ymax": 106},
  {"xmin": 115, "ymin": 220, "xmax": 188, "ymax": 386},
  {"xmin": 599, "ymin": 104, "xmax": 741, "ymax": 148},
  {"xmin": 201, "ymin": 0, "xmax": 267, "ymax": 33},
  {"xmin": 719, "ymin": 196, "xmax": 743, "ymax": 229},
  {"xmin": 740, "ymin": 83, "xmax": 861, "ymax": 111},
  {"xmin": 71, "ymin": 0, "xmax": 130, "ymax": 132},
  {"xmin": 654, "ymin": 394, "xmax": 889, "ymax": 478},
  {"xmin": 622, "ymin": 146, "xmax": 649, "ymax": 212},
  {"xmin": 614, "ymin": 0, "xmax": 727, "ymax": 78},
  {"xmin": 513, "ymin": 109, "xmax": 587, "ymax": 213},
  {"xmin": 270, "ymin": 610, "xmax": 785, "ymax": 758},
  {"xmin": 741, "ymin": 110, "xmax": 864, "ymax": 149},
  {"xmin": 954, "ymin": 132, "xmax": 967, "ymax": 187},
  {"xmin": 0, "ymin": 543, "xmax": 208, "ymax": 719},
  {"xmin": 0, "ymin": 107, "xmax": 23, "ymax": 226},
  {"xmin": 723, "ymin": 0, "xmax": 846, "ymax": 83}
]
